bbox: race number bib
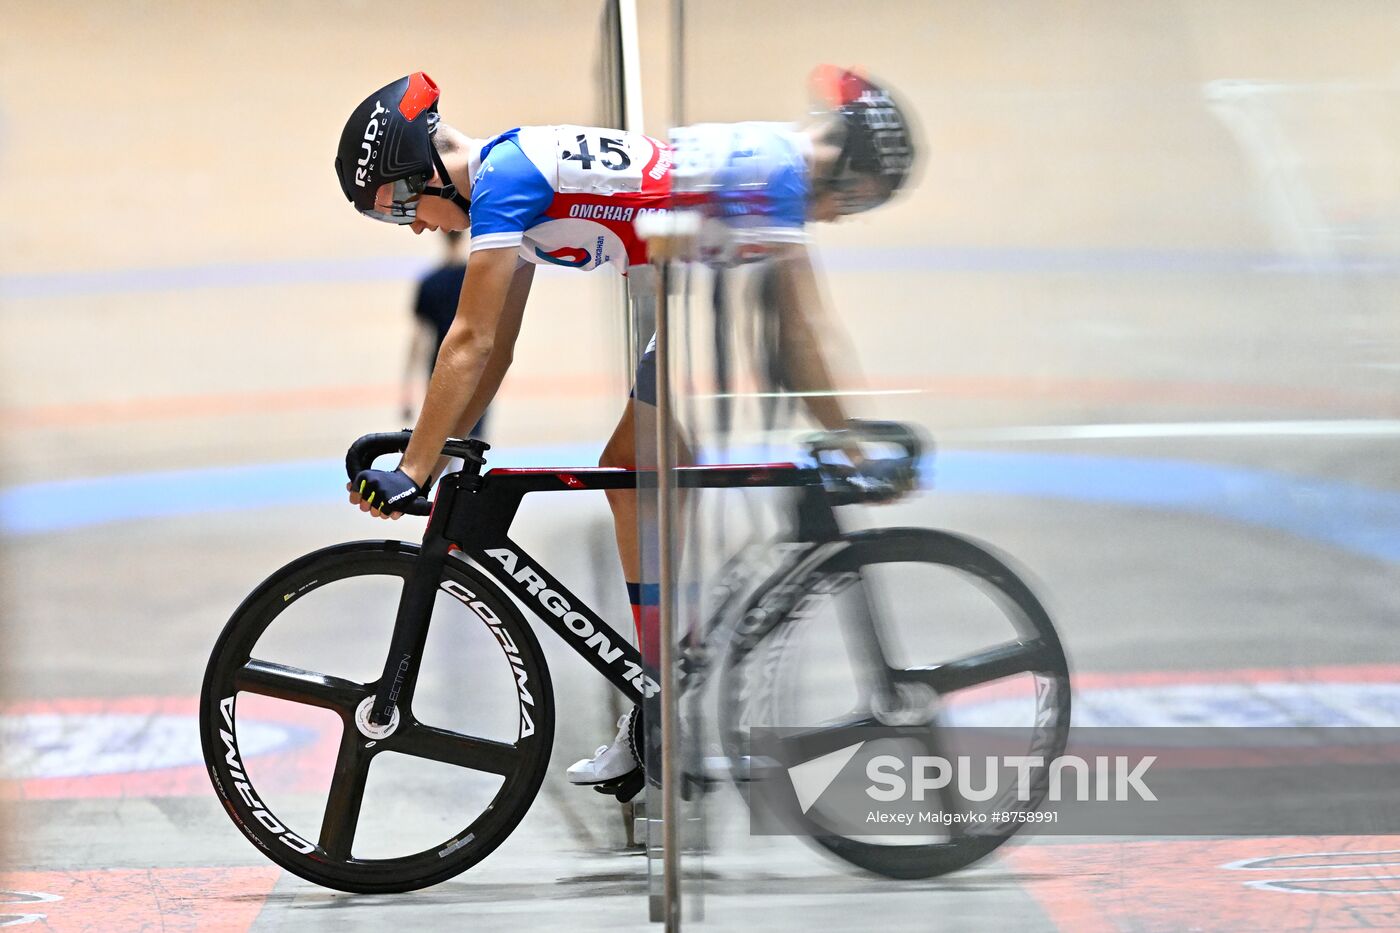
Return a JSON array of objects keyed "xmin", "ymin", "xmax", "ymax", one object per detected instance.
[{"xmin": 554, "ymin": 126, "xmax": 648, "ymax": 195}]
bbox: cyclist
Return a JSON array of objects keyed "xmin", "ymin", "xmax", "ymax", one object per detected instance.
[{"xmin": 334, "ymin": 67, "xmax": 916, "ymax": 789}]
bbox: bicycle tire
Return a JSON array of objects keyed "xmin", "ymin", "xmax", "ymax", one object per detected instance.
[
  {"xmin": 200, "ymin": 540, "xmax": 554, "ymax": 893},
  {"xmin": 718, "ymin": 527, "xmax": 1071, "ymax": 879}
]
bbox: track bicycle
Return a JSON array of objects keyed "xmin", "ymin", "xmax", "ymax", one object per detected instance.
[{"xmin": 201, "ymin": 426, "xmax": 1070, "ymax": 892}]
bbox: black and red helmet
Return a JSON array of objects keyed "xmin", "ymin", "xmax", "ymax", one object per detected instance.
[
  {"xmin": 334, "ymin": 72, "xmax": 470, "ymax": 223},
  {"xmin": 810, "ymin": 66, "xmax": 917, "ymax": 211}
]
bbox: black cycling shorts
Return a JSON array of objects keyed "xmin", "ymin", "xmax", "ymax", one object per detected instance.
[{"xmin": 630, "ymin": 333, "xmax": 657, "ymax": 407}]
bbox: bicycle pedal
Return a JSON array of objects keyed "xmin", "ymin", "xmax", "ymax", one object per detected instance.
[{"xmin": 593, "ymin": 767, "xmax": 645, "ymax": 803}]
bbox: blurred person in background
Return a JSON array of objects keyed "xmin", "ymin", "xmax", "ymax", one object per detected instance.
[
  {"xmin": 400, "ymin": 230, "xmax": 486, "ymax": 439},
  {"xmin": 334, "ymin": 67, "xmax": 916, "ymax": 794}
]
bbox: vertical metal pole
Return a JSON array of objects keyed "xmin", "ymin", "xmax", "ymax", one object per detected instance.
[
  {"xmin": 672, "ymin": 0, "xmax": 686, "ymax": 127},
  {"xmin": 617, "ymin": 0, "xmax": 647, "ymax": 394},
  {"xmin": 655, "ymin": 261, "xmax": 679, "ymax": 932},
  {"xmin": 618, "ymin": 0, "xmax": 646, "ymax": 132},
  {"xmin": 656, "ymin": 4, "xmax": 685, "ymax": 930}
]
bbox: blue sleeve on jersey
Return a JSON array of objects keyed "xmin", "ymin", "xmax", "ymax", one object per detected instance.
[
  {"xmin": 763, "ymin": 157, "xmax": 808, "ymax": 229},
  {"xmin": 469, "ymin": 131, "xmax": 554, "ymax": 243},
  {"xmin": 709, "ymin": 129, "xmax": 808, "ymax": 231}
]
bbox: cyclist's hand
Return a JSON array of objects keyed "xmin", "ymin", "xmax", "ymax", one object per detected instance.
[
  {"xmin": 347, "ymin": 467, "xmax": 424, "ymax": 520},
  {"xmin": 848, "ymin": 455, "xmax": 917, "ymax": 503},
  {"xmin": 807, "ymin": 420, "xmax": 928, "ymax": 504}
]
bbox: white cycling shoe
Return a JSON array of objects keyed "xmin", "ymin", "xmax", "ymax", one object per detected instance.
[{"xmin": 567, "ymin": 709, "xmax": 640, "ymax": 784}]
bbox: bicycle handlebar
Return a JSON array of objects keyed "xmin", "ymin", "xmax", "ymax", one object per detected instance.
[
  {"xmin": 342, "ymin": 421, "xmax": 924, "ymax": 516},
  {"xmin": 805, "ymin": 419, "xmax": 929, "ymax": 504},
  {"xmin": 344, "ymin": 431, "xmax": 489, "ymax": 517}
]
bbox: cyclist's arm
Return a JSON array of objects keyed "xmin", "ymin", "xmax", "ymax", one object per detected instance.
[
  {"xmin": 450, "ymin": 260, "xmax": 532, "ymax": 438},
  {"xmin": 767, "ymin": 242, "xmax": 863, "ymax": 432},
  {"xmin": 399, "ymin": 246, "xmax": 519, "ymax": 484}
]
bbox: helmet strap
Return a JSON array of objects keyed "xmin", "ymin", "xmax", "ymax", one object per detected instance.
[
  {"xmin": 813, "ymin": 113, "xmax": 856, "ymax": 195},
  {"xmin": 424, "ymin": 145, "xmax": 472, "ymax": 217}
]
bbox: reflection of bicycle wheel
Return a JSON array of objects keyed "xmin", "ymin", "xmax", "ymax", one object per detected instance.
[
  {"xmin": 719, "ymin": 528, "xmax": 1070, "ymax": 879},
  {"xmin": 200, "ymin": 542, "xmax": 553, "ymax": 893}
]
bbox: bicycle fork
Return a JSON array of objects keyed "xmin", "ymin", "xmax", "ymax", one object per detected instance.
[
  {"xmin": 368, "ymin": 540, "xmax": 451, "ymax": 728},
  {"xmin": 366, "ymin": 455, "xmax": 485, "ymax": 730}
]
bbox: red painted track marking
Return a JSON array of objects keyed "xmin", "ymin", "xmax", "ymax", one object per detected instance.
[
  {"xmin": 0, "ymin": 374, "xmax": 606, "ymax": 430},
  {"xmin": 1070, "ymin": 664, "xmax": 1400, "ymax": 689},
  {"xmin": 0, "ymin": 867, "xmax": 280, "ymax": 932},
  {"xmin": 944, "ymin": 663, "xmax": 1400, "ymax": 706},
  {"xmin": 3, "ymin": 373, "xmax": 1394, "ymax": 431},
  {"xmin": 1004, "ymin": 836, "xmax": 1400, "ymax": 932},
  {"xmin": 1, "ymin": 695, "xmax": 340, "ymax": 801},
  {"xmin": 9, "ymin": 666, "xmax": 1400, "ymax": 800}
]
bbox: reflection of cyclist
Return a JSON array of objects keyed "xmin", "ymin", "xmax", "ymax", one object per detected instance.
[
  {"xmin": 334, "ymin": 68, "xmax": 915, "ymax": 788},
  {"xmin": 401, "ymin": 230, "xmax": 485, "ymax": 439}
]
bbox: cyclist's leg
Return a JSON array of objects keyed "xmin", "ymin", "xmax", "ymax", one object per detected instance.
[
  {"xmin": 602, "ymin": 330, "xmax": 693, "ymax": 649},
  {"xmin": 565, "ymin": 395, "xmax": 680, "ymax": 784},
  {"xmin": 599, "ymin": 396, "xmax": 693, "ymax": 667},
  {"xmin": 600, "ymin": 400, "xmax": 645, "ymax": 585},
  {"xmin": 568, "ymin": 337, "xmax": 694, "ymax": 785}
]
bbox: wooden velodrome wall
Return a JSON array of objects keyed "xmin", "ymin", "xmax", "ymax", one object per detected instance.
[{"xmin": 1, "ymin": 1, "xmax": 1395, "ymax": 468}]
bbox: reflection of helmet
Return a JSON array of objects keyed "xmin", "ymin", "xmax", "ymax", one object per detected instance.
[
  {"xmin": 334, "ymin": 72, "xmax": 471, "ymax": 223},
  {"xmin": 810, "ymin": 65, "xmax": 916, "ymax": 210}
]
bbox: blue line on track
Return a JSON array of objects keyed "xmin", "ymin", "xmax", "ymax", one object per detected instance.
[
  {"xmin": 3, "ymin": 446, "xmax": 1398, "ymax": 563},
  {"xmin": 0, "ymin": 257, "xmax": 436, "ymax": 301},
  {"xmin": 934, "ymin": 450, "xmax": 1400, "ymax": 563}
]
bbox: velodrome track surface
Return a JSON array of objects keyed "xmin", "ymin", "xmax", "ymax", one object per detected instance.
[
  {"xmin": 3, "ymin": 1, "xmax": 1400, "ymax": 929},
  {"xmin": 4, "ymin": 257, "xmax": 1398, "ymax": 930}
]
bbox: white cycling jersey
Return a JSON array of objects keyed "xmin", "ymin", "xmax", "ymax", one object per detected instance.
[{"xmin": 463, "ymin": 122, "xmax": 810, "ymax": 272}]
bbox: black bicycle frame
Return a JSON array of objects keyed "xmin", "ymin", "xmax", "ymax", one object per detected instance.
[{"xmin": 367, "ymin": 449, "xmax": 839, "ymax": 727}]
